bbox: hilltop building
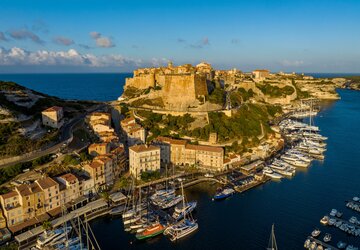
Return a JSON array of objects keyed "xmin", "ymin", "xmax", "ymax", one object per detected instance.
[
  {"xmin": 41, "ymin": 106, "xmax": 64, "ymax": 129},
  {"xmin": 252, "ymin": 69, "xmax": 270, "ymax": 80}
]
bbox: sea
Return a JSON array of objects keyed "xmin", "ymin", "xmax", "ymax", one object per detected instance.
[{"xmin": 0, "ymin": 73, "xmax": 359, "ymax": 249}]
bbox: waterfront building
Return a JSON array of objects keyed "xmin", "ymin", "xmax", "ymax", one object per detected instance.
[
  {"xmin": 88, "ymin": 142, "xmax": 111, "ymax": 157},
  {"xmin": 155, "ymin": 137, "xmax": 225, "ymax": 171},
  {"xmin": 56, "ymin": 173, "xmax": 80, "ymax": 204},
  {"xmin": 129, "ymin": 144, "xmax": 161, "ymax": 179},
  {"xmin": 0, "ymin": 177, "xmax": 59, "ymax": 230},
  {"xmin": 0, "ymin": 191, "xmax": 24, "ymax": 227},
  {"xmin": 83, "ymin": 161, "xmax": 106, "ymax": 189},
  {"xmin": 41, "ymin": 106, "xmax": 64, "ymax": 129},
  {"xmin": 36, "ymin": 177, "xmax": 61, "ymax": 212}
]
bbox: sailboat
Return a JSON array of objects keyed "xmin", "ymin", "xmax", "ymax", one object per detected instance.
[
  {"xmin": 164, "ymin": 181, "xmax": 198, "ymax": 241},
  {"xmin": 267, "ymin": 224, "xmax": 278, "ymax": 250}
]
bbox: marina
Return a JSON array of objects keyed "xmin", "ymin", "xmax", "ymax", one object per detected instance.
[{"xmin": 89, "ymin": 89, "xmax": 360, "ymax": 249}]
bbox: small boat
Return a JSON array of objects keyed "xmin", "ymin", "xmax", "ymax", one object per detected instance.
[
  {"xmin": 353, "ymin": 197, "xmax": 360, "ymax": 202},
  {"xmin": 346, "ymin": 245, "xmax": 359, "ymax": 250},
  {"xmin": 328, "ymin": 218, "xmax": 336, "ymax": 226},
  {"xmin": 304, "ymin": 239, "xmax": 311, "ymax": 248},
  {"xmin": 316, "ymin": 245, "xmax": 324, "ymax": 250},
  {"xmin": 173, "ymin": 201, "xmax": 197, "ymax": 220},
  {"xmin": 164, "ymin": 219, "xmax": 198, "ymax": 241},
  {"xmin": 110, "ymin": 205, "xmax": 124, "ymax": 216},
  {"xmin": 337, "ymin": 241, "xmax": 347, "ymax": 249},
  {"xmin": 320, "ymin": 216, "xmax": 329, "ymax": 225},
  {"xmin": 323, "ymin": 233, "xmax": 331, "ymax": 242},
  {"xmin": 212, "ymin": 188, "xmax": 235, "ymax": 201},
  {"xmin": 310, "ymin": 241, "xmax": 317, "ymax": 250},
  {"xmin": 135, "ymin": 222, "xmax": 165, "ymax": 240},
  {"xmin": 311, "ymin": 228, "xmax": 321, "ymax": 237},
  {"xmin": 336, "ymin": 211, "xmax": 343, "ymax": 218},
  {"xmin": 330, "ymin": 209, "xmax": 337, "ymax": 217}
]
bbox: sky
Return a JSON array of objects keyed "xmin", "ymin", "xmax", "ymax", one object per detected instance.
[{"xmin": 0, "ymin": 0, "xmax": 359, "ymax": 73}]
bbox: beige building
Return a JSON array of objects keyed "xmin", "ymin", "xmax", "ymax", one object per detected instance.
[
  {"xmin": 252, "ymin": 69, "xmax": 270, "ymax": 80},
  {"xmin": 88, "ymin": 112, "xmax": 118, "ymax": 143},
  {"xmin": 41, "ymin": 106, "xmax": 64, "ymax": 129},
  {"xmin": 121, "ymin": 117, "xmax": 146, "ymax": 146},
  {"xmin": 94, "ymin": 155, "xmax": 115, "ymax": 186},
  {"xmin": 88, "ymin": 143, "xmax": 111, "ymax": 157},
  {"xmin": 155, "ymin": 137, "xmax": 225, "ymax": 171},
  {"xmin": 0, "ymin": 178, "xmax": 58, "ymax": 229},
  {"xmin": 129, "ymin": 144, "xmax": 161, "ymax": 179},
  {"xmin": 36, "ymin": 177, "xmax": 61, "ymax": 212},
  {"xmin": 83, "ymin": 161, "xmax": 106, "ymax": 189},
  {"xmin": 56, "ymin": 173, "xmax": 80, "ymax": 204},
  {"xmin": 0, "ymin": 191, "xmax": 23, "ymax": 227}
]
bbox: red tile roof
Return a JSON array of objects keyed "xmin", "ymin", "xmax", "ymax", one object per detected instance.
[
  {"xmin": 1, "ymin": 191, "xmax": 18, "ymax": 200},
  {"xmin": 59, "ymin": 173, "xmax": 78, "ymax": 182},
  {"xmin": 36, "ymin": 177, "xmax": 58, "ymax": 189},
  {"xmin": 43, "ymin": 106, "xmax": 63, "ymax": 112}
]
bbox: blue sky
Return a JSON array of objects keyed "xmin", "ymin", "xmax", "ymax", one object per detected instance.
[{"xmin": 0, "ymin": 0, "xmax": 359, "ymax": 73}]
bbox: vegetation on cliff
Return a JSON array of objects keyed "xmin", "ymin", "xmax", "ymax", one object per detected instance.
[
  {"xmin": 137, "ymin": 110, "xmax": 194, "ymax": 141},
  {"xmin": 208, "ymin": 88, "xmax": 226, "ymax": 105},
  {"xmin": 0, "ymin": 81, "xmax": 95, "ymax": 157},
  {"xmin": 256, "ymin": 83, "xmax": 295, "ymax": 97},
  {"xmin": 229, "ymin": 88, "xmax": 254, "ymax": 106},
  {"xmin": 189, "ymin": 103, "xmax": 280, "ymax": 143}
]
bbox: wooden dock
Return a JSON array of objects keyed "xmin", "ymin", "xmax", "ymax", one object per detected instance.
[{"xmin": 234, "ymin": 177, "xmax": 270, "ymax": 193}]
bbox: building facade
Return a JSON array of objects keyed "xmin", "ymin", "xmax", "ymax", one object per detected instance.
[
  {"xmin": 41, "ymin": 106, "xmax": 64, "ymax": 129},
  {"xmin": 129, "ymin": 144, "xmax": 161, "ymax": 179}
]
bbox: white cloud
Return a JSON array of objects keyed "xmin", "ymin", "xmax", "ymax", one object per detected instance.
[
  {"xmin": 89, "ymin": 31, "xmax": 115, "ymax": 48},
  {"xmin": 281, "ymin": 60, "xmax": 305, "ymax": 67},
  {"xmin": 150, "ymin": 57, "xmax": 168, "ymax": 67},
  {"xmin": 0, "ymin": 47, "xmax": 140, "ymax": 67}
]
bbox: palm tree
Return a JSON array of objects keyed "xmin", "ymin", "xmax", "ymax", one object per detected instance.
[{"xmin": 42, "ymin": 220, "xmax": 53, "ymax": 231}]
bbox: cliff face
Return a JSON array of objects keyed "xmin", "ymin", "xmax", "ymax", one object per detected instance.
[{"xmin": 122, "ymin": 62, "xmax": 211, "ymax": 110}]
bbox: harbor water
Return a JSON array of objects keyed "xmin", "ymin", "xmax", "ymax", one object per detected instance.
[
  {"xmin": 1, "ymin": 74, "xmax": 359, "ymax": 249},
  {"xmin": 88, "ymin": 89, "xmax": 360, "ymax": 249}
]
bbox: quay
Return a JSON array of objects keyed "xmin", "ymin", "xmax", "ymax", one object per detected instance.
[
  {"xmin": 307, "ymin": 236, "xmax": 339, "ymax": 250},
  {"xmin": 15, "ymin": 199, "xmax": 108, "ymax": 249},
  {"xmin": 234, "ymin": 177, "xmax": 270, "ymax": 193}
]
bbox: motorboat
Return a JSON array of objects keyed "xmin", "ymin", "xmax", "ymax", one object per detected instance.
[
  {"xmin": 337, "ymin": 241, "xmax": 347, "ymax": 249},
  {"xmin": 164, "ymin": 219, "xmax": 198, "ymax": 241},
  {"xmin": 320, "ymin": 216, "xmax": 329, "ymax": 225},
  {"xmin": 323, "ymin": 233, "xmax": 331, "ymax": 242},
  {"xmin": 311, "ymin": 228, "xmax": 321, "ymax": 237},
  {"xmin": 213, "ymin": 188, "xmax": 235, "ymax": 201},
  {"xmin": 135, "ymin": 222, "xmax": 165, "ymax": 240}
]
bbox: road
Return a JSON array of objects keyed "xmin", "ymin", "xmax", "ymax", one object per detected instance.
[{"xmin": 0, "ymin": 104, "xmax": 106, "ymax": 168}]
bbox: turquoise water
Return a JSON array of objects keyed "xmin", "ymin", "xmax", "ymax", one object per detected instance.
[{"xmin": 90, "ymin": 89, "xmax": 360, "ymax": 249}]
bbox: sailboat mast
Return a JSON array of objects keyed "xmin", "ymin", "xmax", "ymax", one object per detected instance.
[{"xmin": 181, "ymin": 181, "xmax": 186, "ymax": 219}]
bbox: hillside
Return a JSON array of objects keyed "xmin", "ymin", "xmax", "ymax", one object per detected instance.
[{"xmin": 0, "ymin": 81, "xmax": 96, "ymax": 158}]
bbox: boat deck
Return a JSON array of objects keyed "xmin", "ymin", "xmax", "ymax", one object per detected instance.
[
  {"xmin": 307, "ymin": 236, "xmax": 339, "ymax": 250},
  {"xmin": 328, "ymin": 215, "xmax": 360, "ymax": 231}
]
